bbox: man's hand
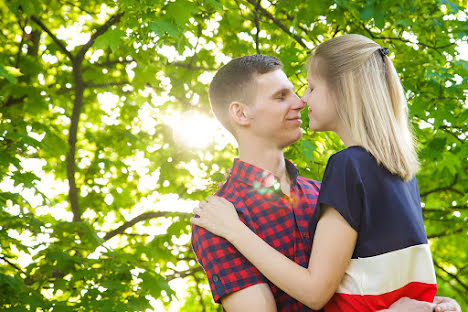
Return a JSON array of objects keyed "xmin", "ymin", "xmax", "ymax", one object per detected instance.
[
  {"xmin": 433, "ymin": 296, "xmax": 462, "ymax": 312},
  {"xmin": 382, "ymin": 297, "xmax": 435, "ymax": 311},
  {"xmin": 381, "ymin": 296, "xmax": 462, "ymax": 312}
]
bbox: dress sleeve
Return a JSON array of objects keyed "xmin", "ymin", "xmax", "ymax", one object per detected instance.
[
  {"xmin": 317, "ymin": 152, "xmax": 364, "ymax": 232},
  {"xmin": 190, "ymin": 201, "xmax": 267, "ymax": 303}
]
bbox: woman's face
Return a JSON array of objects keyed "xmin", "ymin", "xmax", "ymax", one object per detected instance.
[{"xmin": 301, "ymin": 69, "xmax": 340, "ymax": 133}]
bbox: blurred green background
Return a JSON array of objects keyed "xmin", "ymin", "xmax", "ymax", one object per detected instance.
[{"xmin": 0, "ymin": 0, "xmax": 466, "ymax": 311}]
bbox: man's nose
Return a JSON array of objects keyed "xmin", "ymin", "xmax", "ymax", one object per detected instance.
[{"xmin": 293, "ymin": 94, "xmax": 305, "ymax": 110}]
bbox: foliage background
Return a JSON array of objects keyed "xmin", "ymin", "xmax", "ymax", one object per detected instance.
[{"xmin": 0, "ymin": 0, "xmax": 466, "ymax": 311}]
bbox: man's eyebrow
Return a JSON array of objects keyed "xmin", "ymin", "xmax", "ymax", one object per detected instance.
[{"xmin": 270, "ymin": 86, "xmax": 294, "ymax": 98}]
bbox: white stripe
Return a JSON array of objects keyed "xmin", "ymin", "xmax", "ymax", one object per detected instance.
[{"xmin": 337, "ymin": 244, "xmax": 437, "ymax": 295}]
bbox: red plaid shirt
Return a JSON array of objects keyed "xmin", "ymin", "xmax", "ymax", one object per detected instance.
[{"xmin": 191, "ymin": 158, "xmax": 320, "ymax": 311}]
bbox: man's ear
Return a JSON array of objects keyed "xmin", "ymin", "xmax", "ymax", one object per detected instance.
[{"xmin": 229, "ymin": 101, "xmax": 252, "ymax": 126}]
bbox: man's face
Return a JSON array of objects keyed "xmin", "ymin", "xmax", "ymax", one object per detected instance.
[{"xmin": 247, "ymin": 69, "xmax": 305, "ymax": 148}]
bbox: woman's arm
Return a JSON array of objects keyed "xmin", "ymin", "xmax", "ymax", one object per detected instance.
[{"xmin": 191, "ymin": 196, "xmax": 357, "ymax": 310}]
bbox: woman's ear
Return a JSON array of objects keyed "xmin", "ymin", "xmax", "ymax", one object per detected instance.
[{"xmin": 229, "ymin": 101, "xmax": 251, "ymax": 127}]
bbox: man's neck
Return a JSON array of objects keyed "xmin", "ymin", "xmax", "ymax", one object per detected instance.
[{"xmin": 238, "ymin": 143, "xmax": 291, "ymax": 195}]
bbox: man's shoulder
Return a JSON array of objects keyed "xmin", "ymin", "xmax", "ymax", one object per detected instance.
[
  {"xmin": 297, "ymin": 175, "xmax": 321, "ymax": 190},
  {"xmin": 215, "ymin": 177, "xmax": 253, "ymax": 202}
]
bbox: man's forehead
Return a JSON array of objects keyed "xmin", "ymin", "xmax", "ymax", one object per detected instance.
[{"xmin": 255, "ymin": 69, "xmax": 294, "ymax": 91}]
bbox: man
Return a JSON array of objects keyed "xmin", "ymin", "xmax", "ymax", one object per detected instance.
[{"xmin": 191, "ymin": 55, "xmax": 460, "ymax": 312}]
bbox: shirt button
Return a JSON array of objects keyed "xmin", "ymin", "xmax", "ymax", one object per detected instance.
[{"xmin": 212, "ymin": 275, "xmax": 219, "ymax": 282}]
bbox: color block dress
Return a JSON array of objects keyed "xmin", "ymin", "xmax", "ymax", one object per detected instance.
[{"xmin": 318, "ymin": 146, "xmax": 437, "ymax": 312}]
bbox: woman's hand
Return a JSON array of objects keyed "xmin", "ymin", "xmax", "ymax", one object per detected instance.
[
  {"xmin": 217, "ymin": 168, "xmax": 232, "ymax": 189},
  {"xmin": 191, "ymin": 195, "xmax": 243, "ymax": 240}
]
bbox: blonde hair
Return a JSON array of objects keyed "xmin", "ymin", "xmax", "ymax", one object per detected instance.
[{"xmin": 309, "ymin": 34, "xmax": 418, "ymax": 181}]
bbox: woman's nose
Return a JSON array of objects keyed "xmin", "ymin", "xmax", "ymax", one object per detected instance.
[{"xmin": 293, "ymin": 95, "xmax": 305, "ymax": 110}]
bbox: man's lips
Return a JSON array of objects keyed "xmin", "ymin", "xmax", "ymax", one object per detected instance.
[{"xmin": 287, "ymin": 116, "xmax": 302, "ymax": 124}]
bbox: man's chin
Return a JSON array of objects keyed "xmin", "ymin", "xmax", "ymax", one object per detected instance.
[{"xmin": 281, "ymin": 132, "xmax": 302, "ymax": 148}]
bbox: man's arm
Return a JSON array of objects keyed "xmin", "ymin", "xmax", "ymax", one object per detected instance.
[
  {"xmin": 221, "ymin": 283, "xmax": 277, "ymax": 312},
  {"xmin": 379, "ymin": 296, "xmax": 462, "ymax": 312},
  {"xmin": 191, "ymin": 222, "xmax": 275, "ymax": 309}
]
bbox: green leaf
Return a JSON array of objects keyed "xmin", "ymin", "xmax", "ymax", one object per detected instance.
[
  {"xmin": 95, "ymin": 29, "xmax": 126, "ymax": 53},
  {"xmin": 374, "ymin": 9, "xmax": 385, "ymax": 29},
  {"xmin": 0, "ymin": 66, "xmax": 18, "ymax": 83},
  {"xmin": 203, "ymin": 0, "xmax": 223, "ymax": 10},
  {"xmin": 439, "ymin": 0, "xmax": 460, "ymax": 13},
  {"xmin": 301, "ymin": 140, "xmax": 317, "ymax": 163},
  {"xmin": 140, "ymin": 271, "xmax": 174, "ymax": 299},
  {"xmin": 360, "ymin": 6, "xmax": 373, "ymax": 21},
  {"xmin": 149, "ymin": 20, "xmax": 180, "ymax": 37}
]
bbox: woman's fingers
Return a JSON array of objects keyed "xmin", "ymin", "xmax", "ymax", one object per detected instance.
[
  {"xmin": 193, "ymin": 207, "xmax": 202, "ymax": 216},
  {"xmin": 217, "ymin": 196, "xmax": 231, "ymax": 204},
  {"xmin": 190, "ymin": 216, "xmax": 202, "ymax": 226}
]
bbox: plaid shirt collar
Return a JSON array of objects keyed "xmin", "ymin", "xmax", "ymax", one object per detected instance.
[{"xmin": 230, "ymin": 158, "xmax": 299, "ymax": 191}]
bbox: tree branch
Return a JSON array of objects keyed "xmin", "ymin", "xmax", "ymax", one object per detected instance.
[
  {"xmin": 0, "ymin": 255, "xmax": 26, "ymax": 275},
  {"xmin": 253, "ymin": 0, "xmax": 261, "ymax": 54},
  {"xmin": 414, "ymin": 115, "xmax": 465, "ymax": 144},
  {"xmin": 76, "ymin": 12, "xmax": 124, "ymax": 61},
  {"xmin": 332, "ymin": 25, "xmax": 340, "ymax": 38},
  {"xmin": 193, "ymin": 270, "xmax": 208, "ymax": 312},
  {"xmin": 65, "ymin": 14, "xmax": 125, "ymax": 222},
  {"xmin": 427, "ymin": 227, "xmax": 465, "ymax": 239},
  {"xmin": 67, "ymin": 60, "xmax": 85, "ymax": 222},
  {"xmin": 433, "ymin": 259, "xmax": 468, "ymax": 291},
  {"xmin": 423, "ymin": 205, "xmax": 468, "ymax": 213},
  {"xmin": 16, "ymin": 18, "xmax": 27, "ymax": 67},
  {"xmin": 103, "ymin": 211, "xmax": 190, "ymax": 241},
  {"xmin": 439, "ymin": 125, "xmax": 465, "ymax": 144},
  {"xmin": 1, "ymin": 95, "xmax": 27, "ymax": 109},
  {"xmin": 92, "ymin": 59, "xmax": 133, "ymax": 67},
  {"xmin": 362, "ymin": 26, "xmax": 455, "ymax": 53},
  {"xmin": 165, "ymin": 266, "xmax": 204, "ymax": 281},
  {"xmin": 30, "ymin": 15, "xmax": 74, "ymax": 60},
  {"xmin": 245, "ymin": 0, "xmax": 308, "ymax": 49},
  {"xmin": 57, "ymin": 0, "xmax": 98, "ymax": 15},
  {"xmin": 420, "ymin": 174, "xmax": 463, "ymax": 197},
  {"xmin": 169, "ymin": 62, "xmax": 217, "ymax": 71},
  {"xmin": 85, "ymin": 81, "xmax": 130, "ymax": 89},
  {"xmin": 295, "ymin": 24, "xmax": 319, "ymax": 45}
]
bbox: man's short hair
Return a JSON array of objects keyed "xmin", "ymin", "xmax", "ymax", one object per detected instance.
[{"xmin": 209, "ymin": 54, "xmax": 283, "ymax": 135}]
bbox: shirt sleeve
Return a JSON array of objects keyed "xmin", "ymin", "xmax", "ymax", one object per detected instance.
[
  {"xmin": 190, "ymin": 199, "xmax": 267, "ymax": 303},
  {"xmin": 317, "ymin": 152, "xmax": 364, "ymax": 232}
]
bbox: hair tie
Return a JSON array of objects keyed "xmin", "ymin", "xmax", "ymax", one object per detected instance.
[{"xmin": 379, "ymin": 47, "xmax": 390, "ymax": 57}]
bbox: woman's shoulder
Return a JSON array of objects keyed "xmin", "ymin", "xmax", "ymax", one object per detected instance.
[{"xmin": 329, "ymin": 146, "xmax": 373, "ymax": 167}]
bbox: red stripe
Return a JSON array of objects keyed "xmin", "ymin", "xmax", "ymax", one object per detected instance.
[{"xmin": 324, "ymin": 282, "xmax": 437, "ymax": 312}]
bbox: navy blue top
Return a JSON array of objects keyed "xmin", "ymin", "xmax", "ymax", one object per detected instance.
[{"xmin": 317, "ymin": 146, "xmax": 428, "ymax": 259}]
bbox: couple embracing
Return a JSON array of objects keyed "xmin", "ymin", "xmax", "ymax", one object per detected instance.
[{"xmin": 191, "ymin": 34, "xmax": 460, "ymax": 312}]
